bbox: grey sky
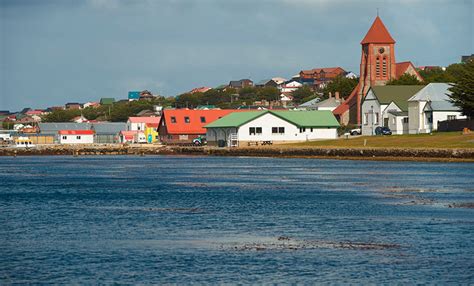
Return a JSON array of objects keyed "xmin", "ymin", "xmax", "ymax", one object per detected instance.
[{"xmin": 1, "ymin": 0, "xmax": 472, "ymax": 111}]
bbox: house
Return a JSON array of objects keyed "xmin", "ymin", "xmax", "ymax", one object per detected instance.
[
  {"xmin": 128, "ymin": 91, "xmax": 141, "ymax": 101},
  {"xmin": 65, "ymin": 103, "xmax": 82, "ymax": 110},
  {"xmin": 158, "ymin": 109, "xmax": 238, "ymax": 144},
  {"xmin": 361, "ymin": 85, "xmax": 425, "ymax": 135},
  {"xmin": 408, "ymin": 83, "xmax": 466, "ymax": 134},
  {"xmin": 127, "ymin": 117, "xmax": 161, "ymax": 132},
  {"xmin": 100, "ymin": 98, "xmax": 115, "ymax": 105},
  {"xmin": 72, "ymin": 115, "xmax": 89, "ymax": 123},
  {"xmin": 229, "ymin": 79, "xmax": 253, "ymax": 89},
  {"xmin": 83, "ymin": 102, "xmax": 100, "ymax": 108},
  {"xmin": 461, "ymin": 54, "xmax": 474, "ymax": 63},
  {"xmin": 119, "ymin": 131, "xmax": 138, "ymax": 143},
  {"xmin": 58, "ymin": 130, "xmax": 94, "ymax": 144},
  {"xmin": 300, "ymin": 67, "xmax": 346, "ymax": 89},
  {"xmin": 205, "ymin": 110, "xmax": 339, "ymax": 147},
  {"xmin": 39, "ymin": 122, "xmax": 126, "ymax": 144},
  {"xmin": 189, "ymin": 87, "xmax": 212, "ymax": 94},
  {"xmin": 256, "ymin": 78, "xmax": 287, "ymax": 88},
  {"xmin": 139, "ymin": 90, "xmax": 154, "ymax": 100},
  {"xmin": 136, "ymin": 109, "xmax": 156, "ymax": 117},
  {"xmin": 302, "ymin": 93, "xmax": 343, "ymax": 111},
  {"xmin": 280, "ymin": 80, "xmax": 303, "ymax": 93},
  {"xmin": 144, "ymin": 123, "xmax": 159, "ymax": 143}
]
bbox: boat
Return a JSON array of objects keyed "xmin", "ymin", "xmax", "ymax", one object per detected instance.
[{"xmin": 15, "ymin": 136, "xmax": 36, "ymax": 148}]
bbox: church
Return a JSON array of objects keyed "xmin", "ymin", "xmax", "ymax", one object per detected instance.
[{"xmin": 333, "ymin": 16, "xmax": 423, "ymax": 125}]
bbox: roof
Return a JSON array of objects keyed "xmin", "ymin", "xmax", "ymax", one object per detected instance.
[
  {"xmin": 163, "ymin": 109, "xmax": 238, "ymax": 134},
  {"xmin": 396, "ymin": 61, "xmax": 415, "ymax": 78},
  {"xmin": 333, "ymin": 84, "xmax": 360, "ymax": 115},
  {"xmin": 299, "ymin": 97, "xmax": 321, "ymax": 107},
  {"xmin": 128, "ymin": 117, "xmax": 161, "ymax": 124},
  {"xmin": 58, "ymin": 130, "xmax": 94, "ymax": 135},
  {"xmin": 312, "ymin": 97, "xmax": 342, "ymax": 108},
  {"xmin": 408, "ymin": 83, "xmax": 452, "ymax": 102},
  {"xmin": 256, "ymin": 79, "xmax": 271, "ymax": 85},
  {"xmin": 39, "ymin": 122, "xmax": 126, "ymax": 135},
  {"xmin": 100, "ymin": 98, "xmax": 115, "ymax": 105},
  {"xmin": 205, "ymin": 110, "xmax": 340, "ymax": 128},
  {"xmin": 361, "ymin": 16, "xmax": 395, "ymax": 44},
  {"xmin": 388, "ymin": 111, "xmax": 408, "ymax": 116},
  {"xmin": 370, "ymin": 85, "xmax": 425, "ymax": 111},
  {"xmin": 424, "ymin": 101, "xmax": 459, "ymax": 111}
]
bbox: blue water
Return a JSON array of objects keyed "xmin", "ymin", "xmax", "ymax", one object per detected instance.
[{"xmin": 1, "ymin": 156, "xmax": 473, "ymax": 284}]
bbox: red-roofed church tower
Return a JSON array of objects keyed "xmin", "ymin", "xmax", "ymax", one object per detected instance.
[{"xmin": 357, "ymin": 16, "xmax": 396, "ymax": 124}]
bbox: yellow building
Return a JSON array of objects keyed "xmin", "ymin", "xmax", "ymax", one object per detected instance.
[{"xmin": 144, "ymin": 123, "xmax": 159, "ymax": 143}]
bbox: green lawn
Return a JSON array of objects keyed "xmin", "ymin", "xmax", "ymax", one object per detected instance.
[{"xmin": 289, "ymin": 132, "xmax": 474, "ymax": 149}]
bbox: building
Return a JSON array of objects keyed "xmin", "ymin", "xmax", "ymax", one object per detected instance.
[
  {"xmin": 83, "ymin": 102, "xmax": 100, "ymax": 108},
  {"xmin": 305, "ymin": 94, "xmax": 343, "ymax": 111},
  {"xmin": 158, "ymin": 109, "xmax": 237, "ymax": 144},
  {"xmin": 461, "ymin": 54, "xmax": 474, "ymax": 63},
  {"xmin": 333, "ymin": 16, "xmax": 423, "ymax": 125},
  {"xmin": 100, "ymin": 98, "xmax": 115, "ymax": 105},
  {"xmin": 127, "ymin": 117, "xmax": 161, "ymax": 132},
  {"xmin": 189, "ymin": 87, "xmax": 212, "ymax": 94},
  {"xmin": 408, "ymin": 83, "xmax": 466, "ymax": 134},
  {"xmin": 65, "ymin": 103, "xmax": 82, "ymax": 110},
  {"xmin": 229, "ymin": 79, "xmax": 253, "ymax": 89},
  {"xmin": 58, "ymin": 130, "xmax": 94, "ymax": 144},
  {"xmin": 205, "ymin": 110, "xmax": 339, "ymax": 146},
  {"xmin": 128, "ymin": 91, "xmax": 141, "ymax": 101},
  {"xmin": 299, "ymin": 67, "xmax": 347, "ymax": 89},
  {"xmin": 361, "ymin": 85, "xmax": 424, "ymax": 135},
  {"xmin": 39, "ymin": 122, "xmax": 126, "ymax": 144},
  {"xmin": 255, "ymin": 78, "xmax": 287, "ymax": 88},
  {"xmin": 280, "ymin": 80, "xmax": 303, "ymax": 93}
]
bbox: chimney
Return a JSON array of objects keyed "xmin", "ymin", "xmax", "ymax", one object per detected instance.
[
  {"xmin": 335, "ymin": 91, "xmax": 340, "ymax": 100},
  {"xmin": 329, "ymin": 92, "xmax": 332, "ymax": 98}
]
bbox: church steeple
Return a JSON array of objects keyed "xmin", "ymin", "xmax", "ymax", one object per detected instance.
[{"xmin": 361, "ymin": 16, "xmax": 395, "ymax": 44}]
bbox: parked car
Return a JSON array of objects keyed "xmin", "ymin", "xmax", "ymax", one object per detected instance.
[
  {"xmin": 375, "ymin": 126, "xmax": 392, "ymax": 135},
  {"xmin": 192, "ymin": 136, "xmax": 207, "ymax": 146},
  {"xmin": 350, "ymin": 128, "xmax": 361, "ymax": 136}
]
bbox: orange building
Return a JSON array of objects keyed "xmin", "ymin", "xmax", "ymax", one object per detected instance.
[{"xmin": 333, "ymin": 16, "xmax": 423, "ymax": 125}]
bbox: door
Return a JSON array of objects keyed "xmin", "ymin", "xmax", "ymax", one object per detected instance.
[{"xmin": 383, "ymin": 118, "xmax": 389, "ymax": 127}]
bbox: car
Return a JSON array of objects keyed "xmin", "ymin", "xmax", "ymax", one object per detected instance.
[
  {"xmin": 375, "ymin": 126, "xmax": 392, "ymax": 135},
  {"xmin": 350, "ymin": 128, "xmax": 361, "ymax": 136},
  {"xmin": 192, "ymin": 136, "xmax": 207, "ymax": 146}
]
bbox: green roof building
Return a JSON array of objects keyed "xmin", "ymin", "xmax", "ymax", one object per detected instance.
[{"xmin": 205, "ymin": 110, "xmax": 339, "ymax": 147}]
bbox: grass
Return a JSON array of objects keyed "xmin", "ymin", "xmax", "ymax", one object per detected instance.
[{"xmin": 288, "ymin": 132, "xmax": 474, "ymax": 149}]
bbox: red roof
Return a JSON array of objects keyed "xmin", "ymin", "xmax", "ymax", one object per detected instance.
[
  {"xmin": 120, "ymin": 130, "xmax": 138, "ymax": 140},
  {"xmin": 333, "ymin": 84, "xmax": 360, "ymax": 115},
  {"xmin": 58, "ymin": 130, "xmax": 94, "ymax": 135},
  {"xmin": 25, "ymin": 110, "xmax": 43, "ymax": 115},
  {"xmin": 163, "ymin": 109, "xmax": 239, "ymax": 134},
  {"xmin": 128, "ymin": 116, "xmax": 161, "ymax": 124},
  {"xmin": 146, "ymin": 123, "xmax": 159, "ymax": 128},
  {"xmin": 361, "ymin": 16, "xmax": 395, "ymax": 44}
]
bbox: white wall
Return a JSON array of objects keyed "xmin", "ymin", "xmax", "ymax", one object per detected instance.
[
  {"xmin": 388, "ymin": 114, "xmax": 408, "ymax": 135},
  {"xmin": 361, "ymin": 92, "xmax": 382, "ymax": 136},
  {"xmin": 431, "ymin": 111, "xmax": 466, "ymax": 131},
  {"xmin": 59, "ymin": 134, "xmax": 94, "ymax": 144},
  {"xmin": 408, "ymin": 101, "xmax": 428, "ymax": 134},
  {"xmin": 127, "ymin": 122, "xmax": 145, "ymax": 131},
  {"xmin": 206, "ymin": 113, "xmax": 337, "ymax": 144}
]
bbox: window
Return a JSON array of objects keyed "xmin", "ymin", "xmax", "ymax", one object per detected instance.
[
  {"xmin": 200, "ymin": 117, "xmax": 206, "ymax": 123},
  {"xmin": 299, "ymin": 127, "xmax": 306, "ymax": 133},
  {"xmin": 171, "ymin": 116, "xmax": 176, "ymax": 123},
  {"xmin": 256, "ymin": 127, "xmax": 262, "ymax": 134},
  {"xmin": 364, "ymin": 113, "xmax": 369, "ymax": 125},
  {"xmin": 403, "ymin": 117, "xmax": 409, "ymax": 124},
  {"xmin": 447, "ymin": 115, "xmax": 456, "ymax": 121},
  {"xmin": 376, "ymin": 57, "xmax": 380, "ymax": 77},
  {"xmin": 76, "ymin": 136, "xmax": 81, "ymax": 139},
  {"xmin": 249, "ymin": 127, "xmax": 256, "ymax": 135},
  {"xmin": 375, "ymin": 112, "xmax": 379, "ymax": 125},
  {"xmin": 167, "ymin": 135, "xmax": 173, "ymax": 139},
  {"xmin": 310, "ymin": 128, "xmax": 313, "ymax": 132},
  {"xmin": 272, "ymin": 127, "xmax": 285, "ymax": 134},
  {"xmin": 137, "ymin": 126, "xmax": 141, "ymax": 130},
  {"xmin": 382, "ymin": 57, "xmax": 387, "ymax": 78},
  {"xmin": 62, "ymin": 136, "xmax": 67, "ymax": 140},
  {"xmin": 184, "ymin": 116, "xmax": 190, "ymax": 123}
]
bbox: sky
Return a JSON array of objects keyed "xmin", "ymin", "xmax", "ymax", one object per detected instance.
[{"xmin": 0, "ymin": 0, "xmax": 472, "ymax": 111}]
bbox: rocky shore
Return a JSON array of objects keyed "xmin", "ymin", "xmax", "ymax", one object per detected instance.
[{"xmin": 0, "ymin": 144, "xmax": 473, "ymax": 162}]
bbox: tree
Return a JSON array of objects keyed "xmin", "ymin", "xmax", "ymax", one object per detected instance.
[
  {"xmin": 291, "ymin": 86, "xmax": 314, "ymax": 104},
  {"xmin": 386, "ymin": 73, "xmax": 423, "ymax": 85},
  {"xmin": 448, "ymin": 60, "xmax": 474, "ymax": 117},
  {"xmin": 419, "ymin": 67, "xmax": 455, "ymax": 83},
  {"xmin": 323, "ymin": 75, "xmax": 358, "ymax": 99},
  {"xmin": 42, "ymin": 109, "xmax": 81, "ymax": 122},
  {"xmin": 256, "ymin": 86, "xmax": 280, "ymax": 101}
]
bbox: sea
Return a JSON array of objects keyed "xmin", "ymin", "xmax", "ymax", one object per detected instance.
[{"xmin": 1, "ymin": 155, "xmax": 473, "ymax": 284}]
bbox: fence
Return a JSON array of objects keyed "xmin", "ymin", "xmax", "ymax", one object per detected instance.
[{"xmin": 438, "ymin": 119, "xmax": 474, "ymax": 132}]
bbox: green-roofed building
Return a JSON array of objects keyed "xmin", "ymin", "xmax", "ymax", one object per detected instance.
[
  {"xmin": 361, "ymin": 85, "xmax": 425, "ymax": 135},
  {"xmin": 205, "ymin": 110, "xmax": 339, "ymax": 147},
  {"xmin": 100, "ymin": 98, "xmax": 115, "ymax": 105}
]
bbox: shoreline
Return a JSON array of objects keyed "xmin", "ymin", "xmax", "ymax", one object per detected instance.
[{"xmin": 1, "ymin": 145, "xmax": 473, "ymax": 163}]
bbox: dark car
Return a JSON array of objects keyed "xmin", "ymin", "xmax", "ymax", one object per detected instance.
[{"xmin": 375, "ymin": 126, "xmax": 392, "ymax": 135}]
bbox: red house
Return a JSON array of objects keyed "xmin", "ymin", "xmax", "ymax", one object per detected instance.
[{"xmin": 158, "ymin": 109, "xmax": 238, "ymax": 144}]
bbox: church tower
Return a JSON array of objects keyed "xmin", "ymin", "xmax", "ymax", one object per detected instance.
[{"xmin": 356, "ymin": 16, "xmax": 396, "ymax": 124}]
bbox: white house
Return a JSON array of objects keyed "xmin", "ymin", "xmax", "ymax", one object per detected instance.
[
  {"xmin": 58, "ymin": 130, "xmax": 94, "ymax": 144},
  {"xmin": 408, "ymin": 83, "xmax": 466, "ymax": 134},
  {"xmin": 205, "ymin": 110, "xmax": 339, "ymax": 147},
  {"xmin": 126, "ymin": 117, "xmax": 161, "ymax": 131},
  {"xmin": 361, "ymin": 85, "xmax": 424, "ymax": 135},
  {"xmin": 280, "ymin": 80, "xmax": 303, "ymax": 93}
]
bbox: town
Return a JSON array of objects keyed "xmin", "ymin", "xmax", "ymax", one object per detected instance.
[{"xmin": 1, "ymin": 16, "xmax": 473, "ymax": 149}]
